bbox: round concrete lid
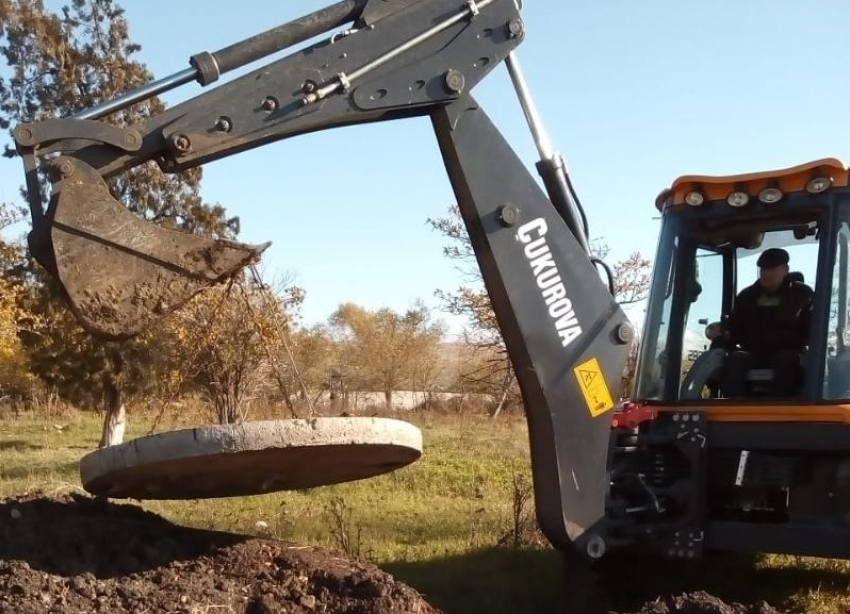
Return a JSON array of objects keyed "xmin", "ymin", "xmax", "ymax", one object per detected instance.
[{"xmin": 80, "ymin": 418, "xmax": 422, "ymax": 500}]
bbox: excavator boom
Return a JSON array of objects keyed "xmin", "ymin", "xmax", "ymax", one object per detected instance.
[{"xmin": 13, "ymin": 0, "xmax": 631, "ymax": 558}]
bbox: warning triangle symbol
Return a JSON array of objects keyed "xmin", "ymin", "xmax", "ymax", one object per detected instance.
[{"xmin": 580, "ymin": 370, "xmax": 596, "ymax": 387}]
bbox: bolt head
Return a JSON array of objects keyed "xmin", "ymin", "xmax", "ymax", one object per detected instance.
[
  {"xmin": 172, "ymin": 134, "xmax": 192, "ymax": 154},
  {"xmin": 215, "ymin": 117, "xmax": 232, "ymax": 133},
  {"xmin": 585, "ymin": 534, "xmax": 607, "ymax": 560},
  {"xmin": 16, "ymin": 127, "xmax": 33, "ymax": 144},
  {"xmin": 498, "ymin": 204, "xmax": 520, "ymax": 227},
  {"xmin": 508, "ymin": 18, "xmax": 525, "ymax": 38},
  {"xmin": 615, "ymin": 323, "xmax": 635, "ymax": 345},
  {"xmin": 444, "ymin": 70, "xmax": 466, "ymax": 94},
  {"xmin": 57, "ymin": 159, "xmax": 75, "ymax": 177},
  {"xmin": 262, "ymin": 97, "xmax": 279, "ymax": 112}
]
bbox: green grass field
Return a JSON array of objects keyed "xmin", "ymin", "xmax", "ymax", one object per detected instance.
[{"xmin": 0, "ymin": 408, "xmax": 848, "ymax": 613}]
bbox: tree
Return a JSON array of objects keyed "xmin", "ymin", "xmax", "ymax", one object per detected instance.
[
  {"xmin": 290, "ymin": 324, "xmax": 335, "ymax": 403},
  {"xmin": 330, "ymin": 303, "xmax": 444, "ymax": 410},
  {"xmin": 590, "ymin": 240, "xmax": 653, "ymax": 306},
  {"xmin": 0, "ymin": 201, "xmax": 35, "ymax": 396},
  {"xmin": 165, "ymin": 277, "xmax": 305, "ymax": 424},
  {"xmin": 0, "ymin": 0, "xmax": 236, "ymax": 444},
  {"xmin": 429, "ymin": 205, "xmax": 652, "ymax": 409}
]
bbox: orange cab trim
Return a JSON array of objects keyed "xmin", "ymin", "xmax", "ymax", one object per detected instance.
[
  {"xmin": 655, "ymin": 158, "xmax": 849, "ymax": 211},
  {"xmin": 656, "ymin": 405, "xmax": 850, "ymax": 424}
]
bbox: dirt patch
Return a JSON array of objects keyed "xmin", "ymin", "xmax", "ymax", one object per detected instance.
[
  {"xmin": 0, "ymin": 493, "xmax": 437, "ymax": 614},
  {"xmin": 621, "ymin": 591, "xmax": 782, "ymax": 614}
]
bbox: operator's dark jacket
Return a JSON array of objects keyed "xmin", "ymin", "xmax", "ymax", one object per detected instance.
[{"xmin": 729, "ymin": 278, "xmax": 815, "ymax": 357}]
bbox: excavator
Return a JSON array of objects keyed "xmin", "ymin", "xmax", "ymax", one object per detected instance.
[{"xmin": 10, "ymin": 0, "xmax": 850, "ymax": 562}]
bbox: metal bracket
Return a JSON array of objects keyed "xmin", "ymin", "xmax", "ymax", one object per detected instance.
[
  {"xmin": 666, "ymin": 528, "xmax": 705, "ymax": 559},
  {"xmin": 352, "ymin": 5, "xmax": 515, "ymax": 111},
  {"xmin": 302, "ymin": 0, "xmax": 498, "ymax": 106},
  {"xmin": 330, "ymin": 24, "xmax": 374, "ymax": 44},
  {"xmin": 14, "ymin": 119, "xmax": 143, "ymax": 153},
  {"xmin": 735, "ymin": 450, "xmax": 750, "ymax": 486},
  {"xmin": 337, "ymin": 72, "xmax": 353, "ymax": 93},
  {"xmin": 663, "ymin": 411, "xmax": 708, "ymax": 559}
]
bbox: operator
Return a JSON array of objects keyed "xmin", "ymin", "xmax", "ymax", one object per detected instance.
[{"xmin": 722, "ymin": 248, "xmax": 814, "ymax": 397}]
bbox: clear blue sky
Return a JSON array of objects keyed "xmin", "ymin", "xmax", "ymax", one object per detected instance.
[{"xmin": 4, "ymin": 1, "xmax": 850, "ymax": 331}]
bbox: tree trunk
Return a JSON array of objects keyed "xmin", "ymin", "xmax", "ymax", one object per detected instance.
[
  {"xmin": 384, "ymin": 389, "xmax": 393, "ymax": 411},
  {"xmin": 491, "ymin": 386, "xmax": 509, "ymax": 419},
  {"xmin": 216, "ymin": 398, "xmax": 226, "ymax": 424},
  {"xmin": 491, "ymin": 371, "xmax": 513, "ymax": 419},
  {"xmin": 216, "ymin": 394, "xmax": 239, "ymax": 424},
  {"xmin": 99, "ymin": 380, "xmax": 126, "ymax": 448}
]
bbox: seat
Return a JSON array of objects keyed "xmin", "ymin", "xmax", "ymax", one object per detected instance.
[{"xmin": 681, "ymin": 348, "xmax": 726, "ymax": 399}]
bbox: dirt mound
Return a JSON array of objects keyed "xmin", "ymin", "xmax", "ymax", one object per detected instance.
[
  {"xmin": 0, "ymin": 493, "xmax": 789, "ymax": 614},
  {"xmin": 0, "ymin": 493, "xmax": 437, "ymax": 614},
  {"xmin": 624, "ymin": 591, "xmax": 783, "ymax": 614}
]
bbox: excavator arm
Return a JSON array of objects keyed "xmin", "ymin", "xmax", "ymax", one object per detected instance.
[{"xmin": 12, "ymin": 0, "xmax": 632, "ymax": 558}]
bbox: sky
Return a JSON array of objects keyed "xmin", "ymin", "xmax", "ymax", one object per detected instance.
[{"xmin": 4, "ymin": 1, "xmax": 850, "ymax": 333}]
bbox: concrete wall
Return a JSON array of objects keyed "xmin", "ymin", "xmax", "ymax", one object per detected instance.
[{"xmin": 310, "ymin": 390, "xmax": 495, "ymax": 411}]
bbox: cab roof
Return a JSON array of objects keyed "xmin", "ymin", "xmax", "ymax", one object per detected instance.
[{"xmin": 655, "ymin": 158, "xmax": 849, "ymax": 211}]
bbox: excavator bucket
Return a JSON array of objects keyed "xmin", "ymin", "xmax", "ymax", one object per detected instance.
[{"xmin": 33, "ymin": 157, "xmax": 267, "ymax": 339}]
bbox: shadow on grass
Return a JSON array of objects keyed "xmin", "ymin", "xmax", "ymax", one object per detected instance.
[
  {"xmin": 385, "ymin": 547, "xmax": 567, "ymax": 614},
  {"xmin": 0, "ymin": 440, "xmax": 43, "ymax": 452},
  {"xmin": 386, "ymin": 547, "xmax": 850, "ymax": 614},
  {"xmin": 0, "ymin": 459, "xmax": 79, "ymax": 481},
  {"xmin": 597, "ymin": 552, "xmax": 850, "ymax": 612}
]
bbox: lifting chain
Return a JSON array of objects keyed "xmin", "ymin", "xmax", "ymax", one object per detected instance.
[
  {"xmin": 242, "ymin": 265, "xmax": 315, "ymax": 418},
  {"xmin": 147, "ymin": 277, "xmax": 237, "ymax": 435}
]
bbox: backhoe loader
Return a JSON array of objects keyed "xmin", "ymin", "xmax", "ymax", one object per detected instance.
[{"xmin": 11, "ymin": 0, "xmax": 850, "ymax": 561}]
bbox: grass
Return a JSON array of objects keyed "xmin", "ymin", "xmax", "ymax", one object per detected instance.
[{"xmin": 0, "ymin": 407, "xmax": 849, "ymax": 613}]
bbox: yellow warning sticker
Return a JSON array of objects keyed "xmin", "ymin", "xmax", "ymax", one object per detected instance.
[{"xmin": 574, "ymin": 357, "xmax": 615, "ymax": 418}]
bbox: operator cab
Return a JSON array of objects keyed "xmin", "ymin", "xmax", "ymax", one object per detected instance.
[
  {"xmin": 635, "ymin": 158, "xmax": 850, "ymax": 404},
  {"xmin": 610, "ymin": 160, "xmax": 850, "ymax": 560}
]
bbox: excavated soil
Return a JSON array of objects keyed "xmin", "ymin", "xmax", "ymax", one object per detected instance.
[
  {"xmin": 0, "ymin": 494, "xmax": 436, "ymax": 614},
  {"xmin": 622, "ymin": 592, "xmax": 782, "ymax": 614},
  {"xmin": 0, "ymin": 494, "xmax": 787, "ymax": 614}
]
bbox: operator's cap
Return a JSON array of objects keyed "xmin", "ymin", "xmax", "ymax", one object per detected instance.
[{"xmin": 757, "ymin": 248, "xmax": 790, "ymax": 268}]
